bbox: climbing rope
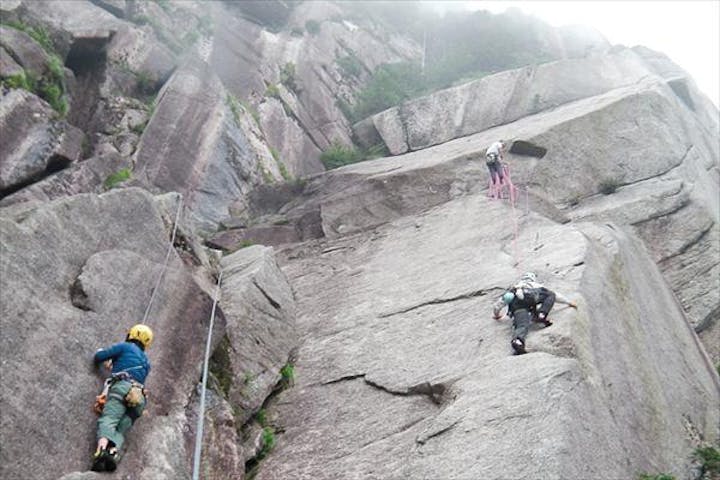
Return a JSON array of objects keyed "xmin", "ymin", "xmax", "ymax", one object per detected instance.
[
  {"xmin": 141, "ymin": 196, "xmax": 184, "ymax": 325},
  {"xmin": 508, "ymin": 172, "xmax": 522, "ymax": 269},
  {"xmin": 192, "ymin": 269, "xmax": 224, "ymax": 480}
]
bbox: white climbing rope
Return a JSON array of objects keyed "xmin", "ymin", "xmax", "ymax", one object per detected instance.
[
  {"xmin": 192, "ymin": 268, "xmax": 224, "ymax": 480},
  {"xmin": 141, "ymin": 195, "xmax": 184, "ymax": 325}
]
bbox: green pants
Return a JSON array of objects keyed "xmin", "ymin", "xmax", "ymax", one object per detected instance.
[{"xmin": 97, "ymin": 380, "xmax": 145, "ymax": 451}]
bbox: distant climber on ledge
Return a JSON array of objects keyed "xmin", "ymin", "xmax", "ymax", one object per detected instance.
[
  {"xmin": 485, "ymin": 139, "xmax": 512, "ymax": 200},
  {"xmin": 91, "ymin": 324, "xmax": 153, "ymax": 472},
  {"xmin": 492, "ymin": 272, "xmax": 577, "ymax": 354}
]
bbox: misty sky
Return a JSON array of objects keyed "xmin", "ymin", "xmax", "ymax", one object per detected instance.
[{"xmin": 429, "ymin": 1, "xmax": 719, "ymax": 108}]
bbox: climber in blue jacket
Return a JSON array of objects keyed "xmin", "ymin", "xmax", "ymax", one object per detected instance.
[{"xmin": 91, "ymin": 324, "xmax": 153, "ymax": 472}]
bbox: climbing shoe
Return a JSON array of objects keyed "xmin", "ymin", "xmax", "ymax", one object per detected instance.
[
  {"xmin": 535, "ymin": 312, "xmax": 552, "ymax": 327},
  {"xmin": 511, "ymin": 338, "xmax": 526, "ymax": 355},
  {"xmin": 104, "ymin": 448, "xmax": 119, "ymax": 472},
  {"xmin": 91, "ymin": 449, "xmax": 108, "ymax": 472}
]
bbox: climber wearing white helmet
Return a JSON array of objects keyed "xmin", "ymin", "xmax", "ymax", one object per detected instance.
[{"xmin": 493, "ymin": 273, "xmax": 577, "ymax": 354}]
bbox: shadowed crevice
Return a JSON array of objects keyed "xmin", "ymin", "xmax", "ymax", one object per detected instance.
[{"xmin": 510, "ymin": 140, "xmax": 547, "ymax": 158}]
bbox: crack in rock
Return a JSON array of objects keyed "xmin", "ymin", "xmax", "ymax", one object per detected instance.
[
  {"xmin": 253, "ymin": 280, "xmax": 281, "ymax": 310},
  {"xmin": 321, "ymin": 374, "xmax": 452, "ymax": 406},
  {"xmin": 416, "ymin": 419, "xmax": 460, "ymax": 445},
  {"xmin": 378, "ymin": 289, "xmax": 488, "ymax": 318}
]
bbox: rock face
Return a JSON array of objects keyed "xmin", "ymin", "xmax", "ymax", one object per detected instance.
[
  {"xmin": 209, "ymin": 0, "xmax": 421, "ymax": 176},
  {"xmin": 257, "ymin": 192, "xmax": 718, "ymax": 480},
  {"xmin": 354, "ymin": 48, "xmax": 679, "ymax": 155},
  {"xmin": 0, "ymin": 188, "xmax": 297, "ymax": 480},
  {"xmin": 0, "ymin": 189, "xmax": 216, "ymax": 480},
  {"xmin": 134, "ymin": 59, "xmax": 282, "ymax": 233},
  {"xmin": 0, "ymin": 2, "xmax": 718, "ymax": 480}
]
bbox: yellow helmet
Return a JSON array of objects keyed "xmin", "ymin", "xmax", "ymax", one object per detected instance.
[{"xmin": 127, "ymin": 324, "xmax": 154, "ymax": 349}]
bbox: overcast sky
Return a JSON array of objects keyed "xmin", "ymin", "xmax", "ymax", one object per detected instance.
[{"xmin": 430, "ymin": 1, "xmax": 719, "ymax": 107}]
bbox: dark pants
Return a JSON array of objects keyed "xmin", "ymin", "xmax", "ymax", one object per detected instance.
[
  {"xmin": 524, "ymin": 287, "xmax": 556, "ymax": 317},
  {"xmin": 486, "ymin": 154, "xmax": 503, "ymax": 184},
  {"xmin": 512, "ymin": 308, "xmax": 533, "ymax": 342}
]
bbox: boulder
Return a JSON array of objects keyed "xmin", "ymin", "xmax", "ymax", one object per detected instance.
[
  {"xmin": 0, "ymin": 152, "xmax": 130, "ymax": 207},
  {"xmin": 0, "ymin": 89, "xmax": 85, "ymax": 196},
  {"xmin": 217, "ymin": 245, "xmax": 297, "ymax": 426},
  {"xmin": 0, "ymin": 46, "xmax": 24, "ymax": 77},
  {"xmin": 255, "ymin": 193, "xmax": 718, "ymax": 479},
  {"xmin": 0, "ymin": 25, "xmax": 52, "ymax": 77}
]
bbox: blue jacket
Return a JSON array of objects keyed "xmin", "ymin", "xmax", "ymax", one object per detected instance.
[{"xmin": 94, "ymin": 341, "xmax": 151, "ymax": 384}]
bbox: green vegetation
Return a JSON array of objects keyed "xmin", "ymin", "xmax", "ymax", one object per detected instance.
[
  {"xmin": 2, "ymin": 21, "xmax": 53, "ymax": 52},
  {"xmin": 259, "ymin": 427, "xmax": 276, "ymax": 459},
  {"xmin": 694, "ymin": 446, "xmax": 720, "ymax": 478},
  {"xmin": 599, "ymin": 178, "xmax": 621, "ymax": 195},
  {"xmin": 277, "ymin": 161, "xmax": 291, "ymax": 182},
  {"xmin": 1, "ymin": 22, "xmax": 68, "ymax": 115},
  {"xmin": 264, "ymin": 83, "xmax": 281, "ymax": 99},
  {"xmin": 337, "ymin": 52, "xmax": 363, "ymax": 78},
  {"xmin": 280, "ymin": 363, "xmax": 295, "ymax": 383},
  {"xmin": 182, "ymin": 30, "xmax": 200, "ymax": 46},
  {"xmin": 320, "ymin": 141, "xmax": 363, "ymax": 169},
  {"xmin": 255, "ymin": 409, "xmax": 267, "ymax": 427},
  {"xmin": 1, "ymin": 71, "xmax": 35, "ymax": 91},
  {"xmin": 345, "ymin": 62, "xmax": 425, "ymax": 122},
  {"xmin": 305, "ymin": 19, "xmax": 321, "ymax": 35},
  {"xmin": 279, "ymin": 62, "xmax": 298, "ymax": 93},
  {"xmin": 197, "ymin": 15, "xmax": 214, "ymax": 36},
  {"xmin": 238, "ymin": 240, "xmax": 255, "ymax": 249},
  {"xmin": 337, "ymin": 7, "xmax": 567, "ymax": 121},
  {"xmin": 209, "ymin": 335, "xmax": 233, "ymax": 398},
  {"xmin": 638, "ymin": 475, "xmax": 674, "ymax": 480},
  {"xmin": 227, "ymin": 94, "xmax": 242, "ymax": 125},
  {"xmin": 104, "ymin": 168, "xmax": 132, "ymax": 189}
]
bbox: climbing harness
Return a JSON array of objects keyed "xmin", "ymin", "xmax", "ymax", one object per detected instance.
[
  {"xmin": 94, "ymin": 367, "xmax": 147, "ymax": 414},
  {"xmin": 192, "ymin": 269, "xmax": 224, "ymax": 480}
]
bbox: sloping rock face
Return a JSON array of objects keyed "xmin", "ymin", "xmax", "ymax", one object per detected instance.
[
  {"xmin": 354, "ymin": 48, "xmax": 675, "ymax": 154},
  {"xmin": 134, "ymin": 59, "xmax": 282, "ymax": 233},
  {"xmin": 253, "ymin": 74, "xmax": 719, "ymax": 335},
  {"xmin": 257, "ymin": 193, "xmax": 718, "ymax": 479},
  {"xmin": 0, "ymin": 188, "xmax": 217, "ymax": 480},
  {"xmin": 0, "ymin": 188, "xmax": 297, "ymax": 479}
]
